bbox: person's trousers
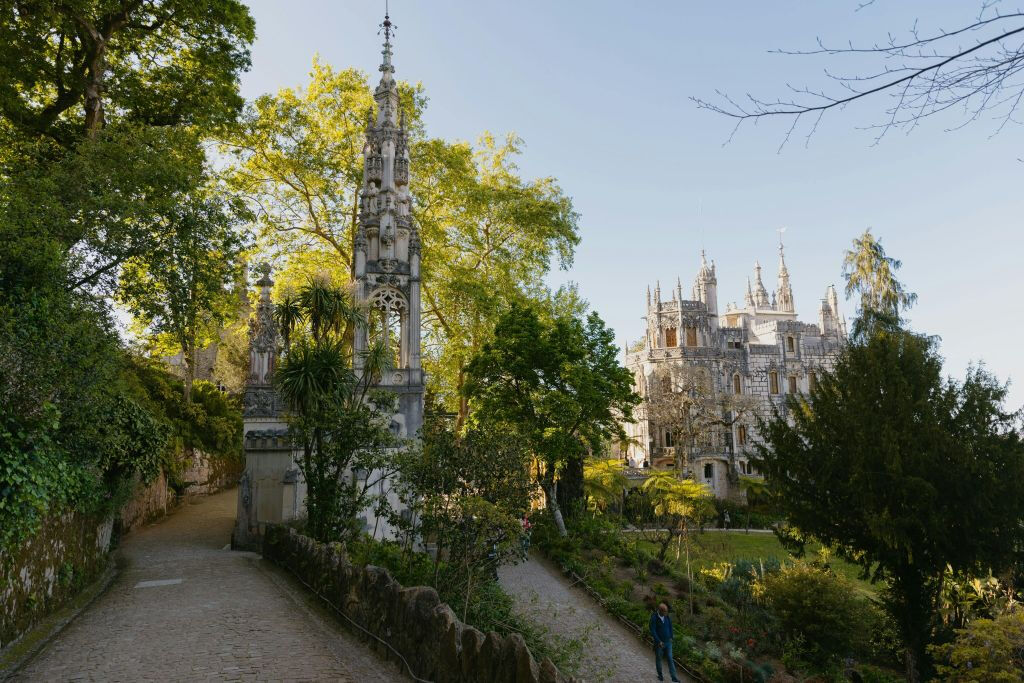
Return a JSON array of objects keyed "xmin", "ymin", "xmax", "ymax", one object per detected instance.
[{"xmin": 654, "ymin": 642, "xmax": 679, "ymax": 681}]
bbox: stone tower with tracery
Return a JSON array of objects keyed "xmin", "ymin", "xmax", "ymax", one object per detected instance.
[{"xmin": 352, "ymin": 11, "xmax": 424, "ymax": 439}]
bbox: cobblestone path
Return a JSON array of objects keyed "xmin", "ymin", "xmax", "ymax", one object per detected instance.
[
  {"xmin": 498, "ymin": 553, "xmax": 692, "ymax": 683},
  {"xmin": 16, "ymin": 490, "xmax": 406, "ymax": 682}
]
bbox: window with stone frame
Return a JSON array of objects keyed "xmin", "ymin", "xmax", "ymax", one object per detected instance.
[
  {"xmin": 788, "ymin": 375, "xmax": 798, "ymax": 394},
  {"xmin": 738, "ymin": 424, "xmax": 748, "ymax": 446},
  {"xmin": 703, "ymin": 462, "xmax": 714, "ymax": 480},
  {"xmin": 685, "ymin": 326, "xmax": 698, "ymax": 346},
  {"xmin": 664, "ymin": 326, "xmax": 678, "ymax": 347},
  {"xmin": 733, "ymin": 373, "xmax": 742, "ymax": 394},
  {"xmin": 664, "ymin": 430, "xmax": 674, "ymax": 448},
  {"xmin": 808, "ymin": 370, "xmax": 818, "ymax": 392},
  {"xmin": 769, "ymin": 371, "xmax": 780, "ymax": 394},
  {"xmin": 786, "ymin": 336, "xmax": 796, "ymax": 352},
  {"xmin": 368, "ymin": 287, "xmax": 408, "ymax": 368}
]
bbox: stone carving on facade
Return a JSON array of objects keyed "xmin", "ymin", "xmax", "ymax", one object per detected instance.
[
  {"xmin": 243, "ymin": 264, "xmax": 283, "ymax": 416},
  {"xmin": 351, "ymin": 10, "xmax": 424, "ymax": 442}
]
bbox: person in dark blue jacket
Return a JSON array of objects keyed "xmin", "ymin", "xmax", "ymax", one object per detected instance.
[{"xmin": 649, "ymin": 602, "xmax": 680, "ymax": 682}]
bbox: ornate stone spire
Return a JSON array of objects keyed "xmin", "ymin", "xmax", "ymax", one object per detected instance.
[
  {"xmin": 744, "ymin": 278, "xmax": 755, "ymax": 308},
  {"xmin": 352, "ymin": 7, "xmax": 424, "ymax": 439},
  {"xmin": 373, "ymin": 9, "xmax": 399, "ymax": 128},
  {"xmin": 753, "ymin": 261, "xmax": 771, "ymax": 308},
  {"xmin": 243, "ymin": 263, "xmax": 282, "ymax": 417},
  {"xmin": 776, "ymin": 238, "xmax": 795, "ymax": 313}
]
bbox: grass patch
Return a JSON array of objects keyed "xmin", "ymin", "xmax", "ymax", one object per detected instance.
[{"xmin": 638, "ymin": 532, "xmax": 879, "ymax": 598}]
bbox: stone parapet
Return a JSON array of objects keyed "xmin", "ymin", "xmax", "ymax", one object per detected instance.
[{"xmin": 263, "ymin": 526, "xmax": 578, "ymax": 683}]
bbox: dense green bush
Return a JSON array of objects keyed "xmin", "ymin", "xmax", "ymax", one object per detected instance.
[
  {"xmin": 760, "ymin": 563, "xmax": 875, "ymax": 669},
  {"xmin": 930, "ymin": 609, "xmax": 1024, "ymax": 682}
]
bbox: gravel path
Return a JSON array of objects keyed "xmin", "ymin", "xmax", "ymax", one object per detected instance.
[
  {"xmin": 15, "ymin": 489, "xmax": 405, "ymax": 682},
  {"xmin": 498, "ymin": 553, "xmax": 691, "ymax": 683}
]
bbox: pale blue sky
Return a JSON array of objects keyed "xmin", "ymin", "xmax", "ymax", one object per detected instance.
[{"xmin": 241, "ymin": 1, "xmax": 1024, "ymax": 407}]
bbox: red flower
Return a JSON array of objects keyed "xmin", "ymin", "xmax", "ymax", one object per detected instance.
[{"xmin": 747, "ymin": 638, "xmax": 756, "ymax": 648}]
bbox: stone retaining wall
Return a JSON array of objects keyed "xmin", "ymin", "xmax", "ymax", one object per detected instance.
[
  {"xmin": 263, "ymin": 526, "xmax": 579, "ymax": 683},
  {"xmin": 0, "ymin": 512, "xmax": 112, "ymax": 649},
  {"xmin": 1, "ymin": 451, "xmax": 239, "ymax": 651}
]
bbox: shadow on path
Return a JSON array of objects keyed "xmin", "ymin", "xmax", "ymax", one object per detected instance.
[{"xmin": 15, "ymin": 490, "xmax": 405, "ymax": 682}]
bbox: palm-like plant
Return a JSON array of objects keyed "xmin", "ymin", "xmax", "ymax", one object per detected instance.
[
  {"xmin": 583, "ymin": 458, "xmax": 629, "ymax": 512},
  {"xmin": 272, "ymin": 279, "xmax": 394, "ymax": 542},
  {"xmin": 642, "ymin": 470, "xmax": 712, "ymax": 520},
  {"xmin": 642, "ymin": 470, "xmax": 713, "ymax": 614},
  {"xmin": 274, "ymin": 294, "xmax": 302, "ymax": 352}
]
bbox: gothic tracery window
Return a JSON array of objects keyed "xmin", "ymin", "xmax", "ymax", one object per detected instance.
[
  {"xmin": 664, "ymin": 327, "xmax": 677, "ymax": 347},
  {"xmin": 685, "ymin": 326, "xmax": 698, "ymax": 347},
  {"xmin": 368, "ymin": 287, "xmax": 408, "ymax": 368}
]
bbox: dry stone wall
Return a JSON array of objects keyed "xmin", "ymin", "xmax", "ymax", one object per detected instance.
[{"xmin": 263, "ymin": 526, "xmax": 579, "ymax": 683}]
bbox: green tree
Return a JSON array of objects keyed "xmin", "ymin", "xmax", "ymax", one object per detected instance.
[
  {"xmin": 463, "ymin": 303, "xmax": 639, "ymax": 536},
  {"xmin": 756, "ymin": 326, "xmax": 1024, "ymax": 680},
  {"xmin": 222, "ymin": 62, "xmax": 579, "ymax": 421},
  {"xmin": 760, "ymin": 563, "xmax": 873, "ymax": 670},
  {"xmin": 394, "ymin": 422, "xmax": 534, "ymax": 619},
  {"xmin": 0, "ymin": 0, "xmax": 254, "ymax": 143},
  {"xmin": 842, "ymin": 228, "xmax": 917, "ymax": 324},
  {"xmin": 118, "ymin": 190, "xmax": 246, "ymax": 403}
]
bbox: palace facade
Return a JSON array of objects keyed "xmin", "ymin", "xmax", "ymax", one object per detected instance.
[{"xmin": 623, "ymin": 245, "xmax": 846, "ymax": 499}]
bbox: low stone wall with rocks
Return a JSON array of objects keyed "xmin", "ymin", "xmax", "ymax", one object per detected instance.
[
  {"xmin": 0, "ymin": 511, "xmax": 112, "ymax": 649},
  {"xmin": 263, "ymin": 526, "xmax": 578, "ymax": 683}
]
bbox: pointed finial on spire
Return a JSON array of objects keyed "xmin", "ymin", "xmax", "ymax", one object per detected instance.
[
  {"xmin": 379, "ymin": 0, "xmax": 395, "ymax": 42},
  {"xmin": 377, "ymin": 3, "xmax": 397, "ymax": 79}
]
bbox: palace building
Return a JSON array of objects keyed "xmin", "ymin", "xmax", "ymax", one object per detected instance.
[{"xmin": 623, "ymin": 243, "xmax": 847, "ymax": 499}]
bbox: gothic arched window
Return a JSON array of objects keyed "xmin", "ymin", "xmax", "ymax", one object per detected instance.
[
  {"xmin": 733, "ymin": 374, "xmax": 742, "ymax": 394},
  {"xmin": 368, "ymin": 287, "xmax": 408, "ymax": 369},
  {"xmin": 769, "ymin": 371, "xmax": 780, "ymax": 394}
]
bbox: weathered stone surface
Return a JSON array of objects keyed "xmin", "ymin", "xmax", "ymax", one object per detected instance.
[{"xmin": 263, "ymin": 523, "xmax": 578, "ymax": 683}]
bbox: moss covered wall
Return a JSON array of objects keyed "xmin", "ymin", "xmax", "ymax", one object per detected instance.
[
  {"xmin": 0, "ymin": 512, "xmax": 112, "ymax": 649},
  {"xmin": 1, "ymin": 450, "xmax": 239, "ymax": 651}
]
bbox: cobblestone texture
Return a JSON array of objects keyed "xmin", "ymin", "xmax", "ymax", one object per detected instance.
[
  {"xmin": 16, "ymin": 490, "xmax": 405, "ymax": 682},
  {"xmin": 498, "ymin": 553, "xmax": 692, "ymax": 683}
]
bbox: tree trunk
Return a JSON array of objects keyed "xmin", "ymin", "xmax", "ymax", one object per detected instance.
[
  {"xmin": 542, "ymin": 478, "xmax": 568, "ymax": 536},
  {"xmin": 82, "ymin": 36, "xmax": 107, "ymax": 137}
]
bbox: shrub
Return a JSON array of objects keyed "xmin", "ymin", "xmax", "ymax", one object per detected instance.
[
  {"xmin": 930, "ymin": 609, "xmax": 1024, "ymax": 682},
  {"xmin": 761, "ymin": 563, "xmax": 873, "ymax": 669}
]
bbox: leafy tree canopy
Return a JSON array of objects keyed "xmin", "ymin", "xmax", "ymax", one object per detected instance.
[
  {"xmin": 756, "ymin": 323, "xmax": 1024, "ymax": 679},
  {"xmin": 463, "ymin": 303, "xmax": 639, "ymax": 534},
  {"xmin": 221, "ymin": 62, "xmax": 580, "ymax": 417},
  {"xmin": 0, "ymin": 0, "xmax": 254, "ymax": 144}
]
